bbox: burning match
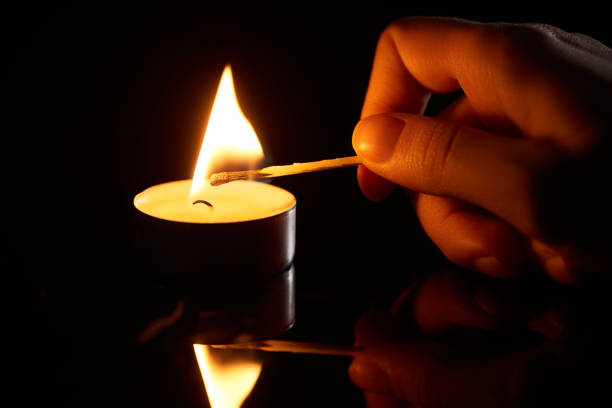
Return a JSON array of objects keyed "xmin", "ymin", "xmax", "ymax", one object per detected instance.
[{"xmin": 209, "ymin": 155, "xmax": 362, "ymax": 186}]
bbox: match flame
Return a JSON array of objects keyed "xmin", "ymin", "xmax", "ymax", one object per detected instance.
[
  {"xmin": 190, "ymin": 65, "xmax": 264, "ymax": 201},
  {"xmin": 194, "ymin": 344, "xmax": 262, "ymax": 408}
]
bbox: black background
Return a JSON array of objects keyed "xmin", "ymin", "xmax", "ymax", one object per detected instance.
[{"xmin": 7, "ymin": 2, "xmax": 611, "ymax": 407}]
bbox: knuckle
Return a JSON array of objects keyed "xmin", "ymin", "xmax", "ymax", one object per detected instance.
[
  {"xmin": 376, "ymin": 17, "xmax": 406, "ymax": 50},
  {"xmin": 485, "ymin": 25, "xmax": 527, "ymax": 67},
  {"xmin": 385, "ymin": 16, "xmax": 409, "ymax": 33},
  {"xmin": 521, "ymin": 22, "xmax": 569, "ymax": 43},
  {"xmin": 469, "ymin": 22, "xmax": 551, "ymax": 84}
]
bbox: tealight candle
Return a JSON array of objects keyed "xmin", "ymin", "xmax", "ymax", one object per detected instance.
[
  {"xmin": 132, "ymin": 182, "xmax": 296, "ymax": 344},
  {"xmin": 133, "ymin": 65, "xmax": 296, "ymax": 344},
  {"xmin": 134, "ymin": 179, "xmax": 295, "ymax": 224}
]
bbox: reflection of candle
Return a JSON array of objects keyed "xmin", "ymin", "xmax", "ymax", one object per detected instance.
[{"xmin": 132, "ymin": 65, "xmax": 296, "ymax": 345}]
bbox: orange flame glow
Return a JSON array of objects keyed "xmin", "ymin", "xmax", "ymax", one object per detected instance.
[
  {"xmin": 190, "ymin": 65, "xmax": 264, "ymax": 202},
  {"xmin": 194, "ymin": 344, "xmax": 262, "ymax": 408}
]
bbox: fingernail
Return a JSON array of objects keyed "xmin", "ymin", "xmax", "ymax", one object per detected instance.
[
  {"xmin": 348, "ymin": 361, "xmax": 391, "ymax": 393},
  {"xmin": 353, "ymin": 114, "xmax": 405, "ymax": 163},
  {"xmin": 474, "ymin": 256, "xmax": 511, "ymax": 278}
]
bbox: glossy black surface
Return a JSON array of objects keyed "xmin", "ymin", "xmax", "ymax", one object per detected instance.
[{"xmin": 9, "ymin": 3, "xmax": 610, "ymax": 407}]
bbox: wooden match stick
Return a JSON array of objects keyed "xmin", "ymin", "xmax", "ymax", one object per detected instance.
[
  {"xmin": 209, "ymin": 155, "xmax": 362, "ymax": 186},
  {"xmin": 210, "ymin": 340, "xmax": 361, "ymax": 356}
]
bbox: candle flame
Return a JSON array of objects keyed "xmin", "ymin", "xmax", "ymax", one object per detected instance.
[
  {"xmin": 190, "ymin": 65, "xmax": 264, "ymax": 201},
  {"xmin": 194, "ymin": 344, "xmax": 262, "ymax": 408}
]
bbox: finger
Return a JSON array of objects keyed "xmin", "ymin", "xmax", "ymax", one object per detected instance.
[
  {"xmin": 354, "ymin": 95, "xmax": 477, "ymax": 202},
  {"xmin": 410, "ymin": 96, "xmax": 529, "ymax": 277},
  {"xmin": 349, "ymin": 338, "xmax": 535, "ymax": 407},
  {"xmin": 352, "ymin": 112, "xmax": 555, "ymax": 237},
  {"xmin": 414, "ymin": 193, "xmax": 528, "ymax": 279},
  {"xmin": 352, "ymin": 269, "xmax": 535, "ymax": 339},
  {"xmin": 408, "ymin": 270, "xmax": 502, "ymax": 333},
  {"xmin": 362, "ymin": 17, "xmax": 591, "ymax": 151},
  {"xmin": 356, "ymin": 164, "xmax": 397, "ymax": 201},
  {"xmin": 391, "ymin": 269, "xmax": 525, "ymax": 334}
]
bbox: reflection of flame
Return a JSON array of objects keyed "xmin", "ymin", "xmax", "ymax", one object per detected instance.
[
  {"xmin": 190, "ymin": 65, "xmax": 264, "ymax": 201},
  {"xmin": 194, "ymin": 344, "xmax": 262, "ymax": 408}
]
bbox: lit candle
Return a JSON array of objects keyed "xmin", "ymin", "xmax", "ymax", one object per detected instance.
[
  {"xmin": 134, "ymin": 179, "xmax": 295, "ymax": 224},
  {"xmin": 133, "ymin": 65, "xmax": 296, "ymax": 344},
  {"xmin": 134, "ymin": 65, "xmax": 296, "ymax": 224}
]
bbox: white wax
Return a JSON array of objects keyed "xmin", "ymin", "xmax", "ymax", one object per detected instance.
[{"xmin": 134, "ymin": 180, "xmax": 296, "ymax": 223}]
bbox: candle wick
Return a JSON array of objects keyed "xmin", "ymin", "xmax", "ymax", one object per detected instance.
[{"xmin": 192, "ymin": 199, "xmax": 214, "ymax": 208}]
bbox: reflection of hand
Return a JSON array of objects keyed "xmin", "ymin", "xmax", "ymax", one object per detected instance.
[
  {"xmin": 348, "ymin": 267, "xmax": 608, "ymax": 407},
  {"xmin": 352, "ymin": 17, "xmax": 612, "ymax": 283}
]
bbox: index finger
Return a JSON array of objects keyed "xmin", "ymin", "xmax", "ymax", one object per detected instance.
[
  {"xmin": 361, "ymin": 17, "xmax": 468, "ymax": 117},
  {"xmin": 361, "ymin": 17, "xmax": 593, "ymax": 151}
]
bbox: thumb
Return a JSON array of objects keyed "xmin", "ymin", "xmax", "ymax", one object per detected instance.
[{"xmin": 352, "ymin": 113, "xmax": 553, "ymax": 236}]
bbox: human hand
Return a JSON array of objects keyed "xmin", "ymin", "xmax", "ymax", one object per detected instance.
[
  {"xmin": 348, "ymin": 267, "xmax": 608, "ymax": 407},
  {"xmin": 352, "ymin": 17, "xmax": 612, "ymax": 283}
]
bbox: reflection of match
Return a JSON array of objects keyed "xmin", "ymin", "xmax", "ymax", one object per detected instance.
[
  {"xmin": 210, "ymin": 340, "xmax": 361, "ymax": 356},
  {"xmin": 209, "ymin": 155, "xmax": 362, "ymax": 186}
]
